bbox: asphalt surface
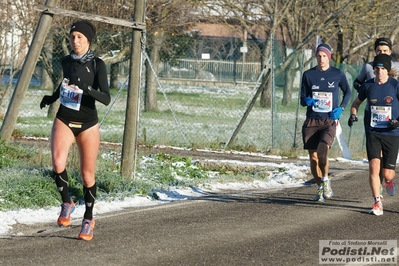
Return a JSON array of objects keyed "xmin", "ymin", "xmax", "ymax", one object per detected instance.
[{"xmin": 1, "ymin": 160, "xmax": 399, "ymax": 266}]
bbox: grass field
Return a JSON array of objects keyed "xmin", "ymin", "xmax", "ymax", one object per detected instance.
[{"xmin": 1, "ymin": 82, "xmax": 368, "ymax": 159}]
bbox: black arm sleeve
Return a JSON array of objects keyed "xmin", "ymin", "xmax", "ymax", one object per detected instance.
[
  {"xmin": 353, "ymin": 78, "xmax": 363, "ymax": 92},
  {"xmin": 90, "ymin": 59, "xmax": 111, "ymax": 106},
  {"xmin": 86, "ymin": 85, "xmax": 111, "ymax": 105}
]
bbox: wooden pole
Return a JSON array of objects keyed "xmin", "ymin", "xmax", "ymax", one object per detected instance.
[
  {"xmin": 120, "ymin": 0, "xmax": 145, "ymax": 178},
  {"xmin": 0, "ymin": 0, "xmax": 60, "ymax": 141}
]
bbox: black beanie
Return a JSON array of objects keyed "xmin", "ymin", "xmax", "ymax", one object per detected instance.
[
  {"xmin": 374, "ymin": 38, "xmax": 392, "ymax": 51},
  {"xmin": 70, "ymin": 20, "xmax": 96, "ymax": 43},
  {"xmin": 373, "ymin": 54, "xmax": 392, "ymax": 72}
]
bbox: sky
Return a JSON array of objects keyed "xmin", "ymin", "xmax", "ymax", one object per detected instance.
[{"xmin": 0, "ymin": 153, "xmax": 366, "ymax": 237}]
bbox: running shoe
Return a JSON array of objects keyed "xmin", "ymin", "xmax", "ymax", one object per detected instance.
[
  {"xmin": 385, "ymin": 180, "xmax": 397, "ymax": 196},
  {"xmin": 369, "ymin": 201, "xmax": 383, "ymax": 216},
  {"xmin": 78, "ymin": 218, "xmax": 96, "ymax": 241},
  {"xmin": 57, "ymin": 201, "xmax": 75, "ymax": 227},
  {"xmin": 313, "ymin": 188, "xmax": 324, "ymax": 202},
  {"xmin": 322, "ymin": 180, "xmax": 334, "ymax": 199}
]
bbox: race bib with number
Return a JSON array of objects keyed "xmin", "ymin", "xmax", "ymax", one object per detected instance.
[
  {"xmin": 312, "ymin": 92, "xmax": 333, "ymax": 113},
  {"xmin": 370, "ymin": 106, "xmax": 391, "ymax": 128},
  {"xmin": 59, "ymin": 78, "xmax": 83, "ymax": 111}
]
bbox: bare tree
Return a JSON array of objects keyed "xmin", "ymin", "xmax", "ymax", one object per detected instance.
[
  {"xmin": 198, "ymin": 0, "xmax": 299, "ymax": 107},
  {"xmin": 4, "ymin": 0, "xmax": 399, "ymax": 112},
  {"xmin": 144, "ymin": 0, "xmax": 200, "ymax": 111},
  {"xmin": 199, "ymin": 0, "xmax": 399, "ymax": 107},
  {"xmin": 342, "ymin": 0, "xmax": 399, "ymax": 63},
  {"xmin": 0, "ymin": 0, "xmax": 39, "ymax": 106}
]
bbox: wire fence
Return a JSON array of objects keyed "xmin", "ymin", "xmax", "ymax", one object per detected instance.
[{"xmin": 0, "ymin": 28, "xmax": 370, "ymax": 159}]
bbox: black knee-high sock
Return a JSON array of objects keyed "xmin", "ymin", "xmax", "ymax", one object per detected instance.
[
  {"xmin": 83, "ymin": 183, "xmax": 96, "ymax": 220},
  {"xmin": 54, "ymin": 170, "xmax": 71, "ymax": 203}
]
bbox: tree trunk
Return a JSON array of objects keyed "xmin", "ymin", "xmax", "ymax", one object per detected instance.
[
  {"xmin": 109, "ymin": 63, "xmax": 119, "ymax": 89},
  {"xmin": 144, "ymin": 33, "xmax": 163, "ymax": 112},
  {"xmin": 41, "ymin": 67, "xmax": 52, "ymax": 89},
  {"xmin": 282, "ymin": 68, "xmax": 295, "ymax": 106},
  {"xmin": 259, "ymin": 36, "xmax": 272, "ymax": 108},
  {"xmin": 282, "ymin": 52, "xmax": 300, "ymax": 106},
  {"xmin": 48, "ymin": 75, "xmax": 62, "ymax": 118},
  {"xmin": 260, "ymin": 77, "xmax": 271, "ymax": 107}
]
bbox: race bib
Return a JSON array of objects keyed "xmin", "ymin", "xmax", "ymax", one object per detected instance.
[
  {"xmin": 59, "ymin": 78, "xmax": 83, "ymax": 111},
  {"xmin": 312, "ymin": 92, "xmax": 333, "ymax": 113},
  {"xmin": 370, "ymin": 106, "xmax": 391, "ymax": 128}
]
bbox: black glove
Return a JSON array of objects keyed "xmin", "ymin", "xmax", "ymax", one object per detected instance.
[
  {"xmin": 69, "ymin": 76, "xmax": 89, "ymax": 92},
  {"xmin": 348, "ymin": 114, "xmax": 358, "ymax": 127},
  {"xmin": 388, "ymin": 119, "xmax": 399, "ymax": 129},
  {"xmin": 40, "ymin": 95, "xmax": 53, "ymax": 109}
]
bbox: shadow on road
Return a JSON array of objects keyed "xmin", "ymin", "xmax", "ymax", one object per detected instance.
[{"xmin": 190, "ymin": 190, "xmax": 399, "ymax": 216}]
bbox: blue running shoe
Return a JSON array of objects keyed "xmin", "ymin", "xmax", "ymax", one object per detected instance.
[{"xmin": 385, "ymin": 180, "xmax": 397, "ymax": 196}]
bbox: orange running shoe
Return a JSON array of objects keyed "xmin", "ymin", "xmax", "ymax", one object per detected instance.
[
  {"xmin": 57, "ymin": 201, "xmax": 75, "ymax": 227},
  {"xmin": 78, "ymin": 219, "xmax": 96, "ymax": 241}
]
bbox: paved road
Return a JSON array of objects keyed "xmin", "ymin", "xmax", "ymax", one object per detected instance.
[{"xmin": 1, "ymin": 161, "xmax": 399, "ymax": 266}]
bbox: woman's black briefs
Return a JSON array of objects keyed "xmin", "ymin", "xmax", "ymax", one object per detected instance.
[{"xmin": 57, "ymin": 116, "xmax": 98, "ymax": 137}]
